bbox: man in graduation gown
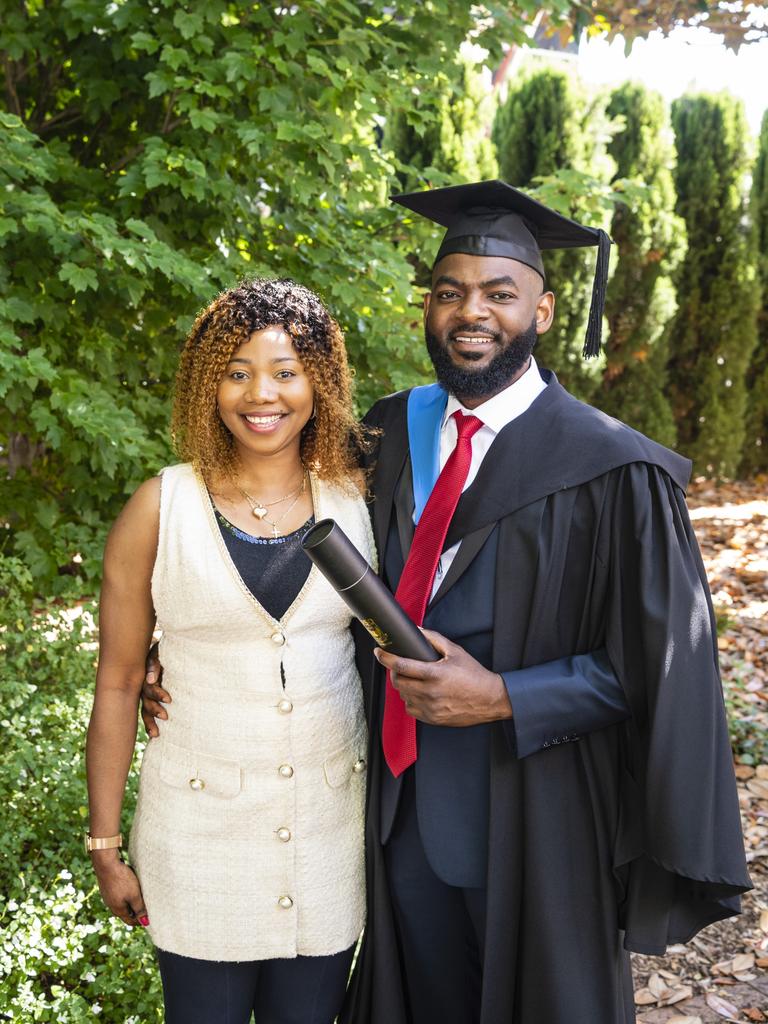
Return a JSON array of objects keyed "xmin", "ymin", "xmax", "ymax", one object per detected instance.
[
  {"xmin": 140, "ymin": 181, "xmax": 750, "ymax": 1024},
  {"xmin": 339, "ymin": 181, "xmax": 751, "ymax": 1024}
]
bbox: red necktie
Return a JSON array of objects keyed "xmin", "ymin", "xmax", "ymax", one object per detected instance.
[{"xmin": 382, "ymin": 410, "xmax": 484, "ymax": 777}]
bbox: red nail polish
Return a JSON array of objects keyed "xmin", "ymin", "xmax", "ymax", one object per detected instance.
[{"xmin": 138, "ymin": 915, "xmax": 149, "ymax": 926}]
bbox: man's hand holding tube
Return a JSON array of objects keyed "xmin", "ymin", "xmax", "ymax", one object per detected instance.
[{"xmin": 375, "ymin": 628, "xmax": 513, "ymax": 728}]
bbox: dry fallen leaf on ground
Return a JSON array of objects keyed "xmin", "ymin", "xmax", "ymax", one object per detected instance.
[
  {"xmin": 712, "ymin": 952, "xmax": 755, "ymax": 975},
  {"xmin": 747, "ymin": 779, "xmax": 768, "ymax": 800},
  {"xmin": 634, "ymin": 987, "xmax": 658, "ymax": 1006},
  {"xmin": 663, "ymin": 984, "xmax": 694, "ymax": 1005},
  {"xmin": 704, "ymin": 991, "xmax": 740, "ymax": 1018}
]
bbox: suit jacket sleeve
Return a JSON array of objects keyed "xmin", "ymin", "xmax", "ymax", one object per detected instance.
[
  {"xmin": 501, "ymin": 649, "xmax": 630, "ymax": 758},
  {"xmin": 606, "ymin": 462, "xmax": 750, "ymax": 953}
]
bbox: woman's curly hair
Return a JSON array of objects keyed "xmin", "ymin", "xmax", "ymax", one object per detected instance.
[{"xmin": 172, "ymin": 278, "xmax": 372, "ymax": 488}]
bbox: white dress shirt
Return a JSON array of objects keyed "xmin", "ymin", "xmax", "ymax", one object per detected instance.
[{"xmin": 429, "ymin": 357, "xmax": 547, "ymax": 599}]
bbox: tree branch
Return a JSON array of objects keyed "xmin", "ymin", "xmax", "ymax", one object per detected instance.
[
  {"xmin": 3, "ymin": 55, "xmax": 23, "ymax": 117},
  {"xmin": 32, "ymin": 60, "xmax": 65, "ymax": 130},
  {"xmin": 11, "ymin": 55, "xmax": 43, "ymax": 85},
  {"xmin": 163, "ymin": 116, "xmax": 184, "ymax": 135},
  {"xmin": 36, "ymin": 107, "xmax": 83, "ymax": 135},
  {"xmin": 161, "ymin": 90, "xmax": 180, "ymax": 134},
  {"xmin": 108, "ymin": 143, "xmax": 145, "ymax": 173}
]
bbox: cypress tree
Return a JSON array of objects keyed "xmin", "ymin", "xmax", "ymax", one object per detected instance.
[
  {"xmin": 599, "ymin": 83, "xmax": 682, "ymax": 446},
  {"xmin": 493, "ymin": 64, "xmax": 586, "ymax": 184},
  {"xmin": 742, "ymin": 109, "xmax": 768, "ymax": 475},
  {"xmin": 492, "ymin": 66, "xmax": 603, "ymax": 399},
  {"xmin": 668, "ymin": 94, "xmax": 760, "ymax": 477}
]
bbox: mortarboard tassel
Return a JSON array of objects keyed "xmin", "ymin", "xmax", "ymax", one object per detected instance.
[{"xmin": 582, "ymin": 229, "xmax": 611, "ymax": 360}]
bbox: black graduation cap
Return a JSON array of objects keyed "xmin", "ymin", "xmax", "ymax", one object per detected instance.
[{"xmin": 391, "ymin": 179, "xmax": 611, "ymax": 358}]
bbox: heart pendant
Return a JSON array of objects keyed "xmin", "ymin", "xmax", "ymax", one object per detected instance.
[{"xmin": 252, "ymin": 505, "xmax": 268, "ymax": 519}]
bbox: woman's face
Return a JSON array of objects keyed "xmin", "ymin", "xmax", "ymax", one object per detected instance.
[{"xmin": 216, "ymin": 326, "xmax": 314, "ymax": 462}]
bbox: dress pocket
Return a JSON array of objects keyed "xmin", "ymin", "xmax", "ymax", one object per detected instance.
[
  {"xmin": 159, "ymin": 740, "xmax": 242, "ymax": 799},
  {"xmin": 323, "ymin": 733, "xmax": 368, "ymax": 789}
]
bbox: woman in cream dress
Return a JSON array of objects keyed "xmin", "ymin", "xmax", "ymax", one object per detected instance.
[{"xmin": 85, "ymin": 279, "xmax": 376, "ymax": 1024}]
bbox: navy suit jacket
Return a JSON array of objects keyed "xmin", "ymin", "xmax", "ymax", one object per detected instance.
[{"xmin": 379, "ymin": 458, "xmax": 630, "ymax": 887}]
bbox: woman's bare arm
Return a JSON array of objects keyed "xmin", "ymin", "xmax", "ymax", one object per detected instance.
[{"xmin": 85, "ymin": 476, "xmax": 160, "ymax": 925}]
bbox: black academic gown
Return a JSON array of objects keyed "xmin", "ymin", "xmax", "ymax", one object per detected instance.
[{"xmin": 341, "ymin": 371, "xmax": 751, "ymax": 1024}]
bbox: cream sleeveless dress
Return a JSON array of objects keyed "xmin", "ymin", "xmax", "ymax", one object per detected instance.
[{"xmin": 128, "ymin": 463, "xmax": 374, "ymax": 961}]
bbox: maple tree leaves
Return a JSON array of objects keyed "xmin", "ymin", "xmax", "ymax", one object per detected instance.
[{"xmin": 581, "ymin": 1, "xmax": 768, "ymax": 51}]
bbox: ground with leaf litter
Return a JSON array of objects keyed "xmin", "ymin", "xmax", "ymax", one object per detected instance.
[{"xmin": 632, "ymin": 479, "xmax": 768, "ymax": 1023}]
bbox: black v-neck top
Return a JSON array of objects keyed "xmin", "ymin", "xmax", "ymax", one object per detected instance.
[{"xmin": 214, "ymin": 507, "xmax": 314, "ymax": 621}]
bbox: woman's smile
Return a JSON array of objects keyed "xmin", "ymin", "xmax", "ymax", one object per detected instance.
[{"xmin": 241, "ymin": 410, "xmax": 289, "ymax": 432}]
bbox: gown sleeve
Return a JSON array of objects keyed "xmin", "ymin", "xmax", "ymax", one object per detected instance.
[
  {"xmin": 501, "ymin": 649, "xmax": 630, "ymax": 758},
  {"xmin": 606, "ymin": 462, "xmax": 751, "ymax": 953}
]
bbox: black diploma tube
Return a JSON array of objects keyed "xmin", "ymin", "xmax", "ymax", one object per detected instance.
[{"xmin": 301, "ymin": 518, "xmax": 439, "ymax": 663}]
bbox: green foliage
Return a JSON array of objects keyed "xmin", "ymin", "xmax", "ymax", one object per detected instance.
[
  {"xmin": 667, "ymin": 93, "xmax": 760, "ymax": 477},
  {"xmin": 2, "ymin": 0, "xmax": 574, "ymax": 599},
  {"xmin": 599, "ymin": 83, "xmax": 682, "ymax": 446},
  {"xmin": 387, "ymin": 55, "xmax": 498, "ymax": 193},
  {"xmin": 492, "ymin": 64, "xmax": 609, "ymax": 399},
  {"xmin": 493, "ymin": 63, "xmax": 588, "ymax": 184},
  {"xmin": 0, "ymin": 554, "xmax": 158, "ymax": 1020},
  {"xmin": 724, "ymin": 673, "xmax": 768, "ymax": 767},
  {"xmin": 742, "ymin": 110, "xmax": 768, "ymax": 476},
  {"xmin": 384, "ymin": 54, "xmax": 498, "ymax": 290},
  {"xmin": 6, "ymin": 0, "xmax": 762, "ymax": 607},
  {"xmin": 437, "ymin": 60, "xmax": 498, "ymax": 186}
]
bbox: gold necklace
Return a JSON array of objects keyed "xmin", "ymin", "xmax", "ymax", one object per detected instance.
[
  {"xmin": 237, "ymin": 472, "xmax": 307, "ymax": 538},
  {"xmin": 236, "ymin": 472, "xmax": 306, "ymax": 521}
]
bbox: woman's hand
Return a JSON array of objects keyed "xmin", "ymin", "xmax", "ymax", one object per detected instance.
[
  {"xmin": 86, "ymin": 477, "xmax": 159, "ymax": 926},
  {"xmin": 92, "ymin": 853, "xmax": 150, "ymax": 928}
]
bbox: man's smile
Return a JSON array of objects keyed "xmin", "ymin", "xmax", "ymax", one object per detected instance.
[
  {"xmin": 451, "ymin": 334, "xmax": 496, "ymax": 346},
  {"xmin": 448, "ymin": 332, "xmax": 498, "ymax": 361}
]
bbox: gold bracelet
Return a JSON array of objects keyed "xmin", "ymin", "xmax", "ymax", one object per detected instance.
[{"xmin": 84, "ymin": 832, "xmax": 123, "ymax": 853}]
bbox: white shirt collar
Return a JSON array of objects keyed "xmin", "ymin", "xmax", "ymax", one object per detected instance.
[{"xmin": 442, "ymin": 356, "xmax": 547, "ymax": 436}]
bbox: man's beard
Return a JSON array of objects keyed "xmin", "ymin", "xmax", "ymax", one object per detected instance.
[{"xmin": 425, "ymin": 318, "xmax": 538, "ymax": 402}]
